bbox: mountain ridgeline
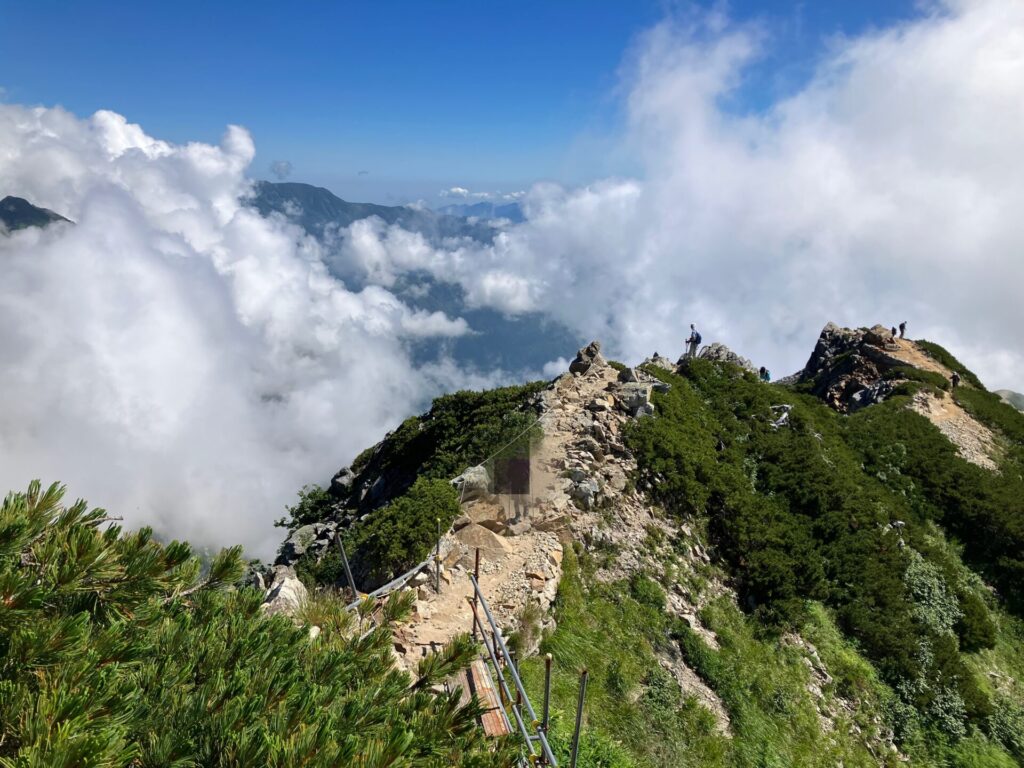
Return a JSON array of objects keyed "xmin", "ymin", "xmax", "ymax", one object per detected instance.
[
  {"xmin": 273, "ymin": 325, "xmax": 1024, "ymax": 767},
  {"xmin": 4, "ymin": 323, "xmax": 1024, "ymax": 767}
]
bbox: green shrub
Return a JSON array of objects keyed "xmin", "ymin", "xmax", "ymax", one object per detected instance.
[
  {"xmin": 883, "ymin": 365, "xmax": 950, "ymax": 391},
  {"xmin": 916, "ymin": 340, "xmax": 985, "ymax": 389},
  {"xmin": 630, "ymin": 573, "xmax": 667, "ymax": 610},
  {"xmin": 276, "ymin": 482, "xmax": 332, "ymax": 530},
  {"xmin": 625, "ymin": 356, "xmax": 1020, "ymax": 740},
  {"xmin": 0, "ymin": 481, "xmax": 506, "ymax": 767}
]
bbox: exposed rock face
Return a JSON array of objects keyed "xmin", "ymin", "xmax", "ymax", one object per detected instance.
[
  {"xmin": 261, "ymin": 565, "xmax": 308, "ymax": 618},
  {"xmin": 276, "ymin": 522, "xmax": 338, "ymax": 567},
  {"xmin": 798, "ymin": 322, "xmax": 914, "ymax": 412},
  {"xmin": 569, "ymin": 341, "xmax": 605, "ymax": 375},
  {"xmin": 695, "ymin": 342, "xmax": 756, "ymax": 373}
]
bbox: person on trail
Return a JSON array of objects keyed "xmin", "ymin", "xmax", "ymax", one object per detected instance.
[
  {"xmin": 685, "ymin": 324, "xmax": 702, "ymax": 359},
  {"xmin": 759, "ymin": 366, "xmax": 771, "ymax": 383},
  {"xmin": 891, "ymin": 326, "xmax": 898, "ymax": 339},
  {"xmin": 951, "ymin": 370, "xmax": 961, "ymax": 390},
  {"xmin": 899, "ymin": 321, "xmax": 907, "ymax": 339}
]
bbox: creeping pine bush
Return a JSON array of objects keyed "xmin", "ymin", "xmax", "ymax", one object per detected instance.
[
  {"xmin": 624, "ymin": 358, "xmax": 1009, "ymax": 741},
  {"xmin": 282, "ymin": 381, "xmax": 546, "ymax": 588},
  {"xmin": 0, "ymin": 481, "xmax": 512, "ymax": 767}
]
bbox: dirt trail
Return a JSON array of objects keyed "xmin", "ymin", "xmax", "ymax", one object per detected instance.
[
  {"xmin": 887, "ymin": 338, "xmax": 952, "ymax": 376},
  {"xmin": 391, "ymin": 356, "xmax": 733, "ymax": 734}
]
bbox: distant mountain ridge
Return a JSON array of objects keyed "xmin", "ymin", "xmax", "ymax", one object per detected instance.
[
  {"xmin": 996, "ymin": 389, "xmax": 1024, "ymax": 411},
  {"xmin": 0, "ymin": 196, "xmax": 70, "ymax": 232},
  {"xmin": 248, "ymin": 181, "xmax": 500, "ymax": 243}
]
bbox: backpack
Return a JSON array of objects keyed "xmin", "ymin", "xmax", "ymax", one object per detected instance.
[{"xmin": 693, "ymin": 331, "xmax": 702, "ymax": 345}]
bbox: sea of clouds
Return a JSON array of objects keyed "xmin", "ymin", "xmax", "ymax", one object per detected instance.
[
  {"xmin": 2, "ymin": 0, "xmax": 1022, "ymax": 556},
  {"xmin": 0, "ymin": 108, "xmax": 503, "ymax": 556}
]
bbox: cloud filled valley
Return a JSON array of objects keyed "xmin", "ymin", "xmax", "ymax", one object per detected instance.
[{"xmin": 2, "ymin": 0, "xmax": 1024, "ymax": 557}]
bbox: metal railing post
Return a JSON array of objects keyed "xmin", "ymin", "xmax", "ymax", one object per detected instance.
[
  {"xmin": 336, "ymin": 535, "xmax": 358, "ymax": 599},
  {"xmin": 569, "ymin": 669, "xmax": 589, "ymax": 768},
  {"xmin": 435, "ymin": 518, "xmax": 441, "ymax": 592}
]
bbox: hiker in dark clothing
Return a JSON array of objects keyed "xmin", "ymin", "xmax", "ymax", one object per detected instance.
[
  {"xmin": 685, "ymin": 324, "xmax": 701, "ymax": 359},
  {"xmin": 759, "ymin": 366, "xmax": 771, "ymax": 383},
  {"xmin": 891, "ymin": 326, "xmax": 898, "ymax": 338},
  {"xmin": 899, "ymin": 321, "xmax": 907, "ymax": 339},
  {"xmin": 951, "ymin": 371, "xmax": 961, "ymax": 390}
]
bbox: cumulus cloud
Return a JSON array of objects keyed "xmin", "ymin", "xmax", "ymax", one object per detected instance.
[
  {"xmin": 0, "ymin": 105, "xmax": 475, "ymax": 557},
  {"xmin": 340, "ymin": 0, "xmax": 1024, "ymax": 389}
]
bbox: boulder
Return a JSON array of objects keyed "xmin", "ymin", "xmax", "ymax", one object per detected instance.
[
  {"xmin": 330, "ymin": 466, "xmax": 356, "ymax": 496},
  {"xmin": 864, "ymin": 324, "xmax": 896, "ymax": 348},
  {"xmin": 452, "ymin": 465, "xmax": 491, "ymax": 502},
  {"xmin": 696, "ymin": 343, "xmax": 756, "ymax": 372},
  {"xmin": 261, "ymin": 565, "xmax": 308, "ymax": 618},
  {"xmin": 569, "ymin": 341, "xmax": 606, "ymax": 375},
  {"xmin": 618, "ymin": 383, "xmax": 653, "ymax": 416},
  {"xmin": 454, "ymin": 523, "xmax": 509, "ymax": 560}
]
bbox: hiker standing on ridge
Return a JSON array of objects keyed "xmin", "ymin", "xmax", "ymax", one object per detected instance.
[
  {"xmin": 759, "ymin": 366, "xmax": 771, "ymax": 383},
  {"xmin": 685, "ymin": 324, "xmax": 701, "ymax": 359},
  {"xmin": 899, "ymin": 321, "xmax": 907, "ymax": 339},
  {"xmin": 951, "ymin": 370, "xmax": 961, "ymax": 390}
]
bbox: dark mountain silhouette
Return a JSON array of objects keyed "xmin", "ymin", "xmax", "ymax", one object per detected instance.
[{"xmin": 0, "ymin": 196, "xmax": 70, "ymax": 232}]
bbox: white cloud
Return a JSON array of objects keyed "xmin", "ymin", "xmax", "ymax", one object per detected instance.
[
  {"xmin": 0, "ymin": 105, "xmax": 475, "ymax": 558},
  {"xmin": 542, "ymin": 357, "xmax": 570, "ymax": 377},
  {"xmin": 341, "ymin": 0, "xmax": 1024, "ymax": 389},
  {"xmin": 440, "ymin": 186, "xmax": 471, "ymax": 198}
]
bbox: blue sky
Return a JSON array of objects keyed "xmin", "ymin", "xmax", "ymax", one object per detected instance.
[{"xmin": 1, "ymin": 0, "xmax": 917, "ymax": 205}]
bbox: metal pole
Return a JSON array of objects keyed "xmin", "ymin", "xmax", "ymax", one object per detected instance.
[
  {"xmin": 471, "ymin": 575, "xmax": 558, "ymax": 766},
  {"xmin": 472, "ymin": 548, "xmax": 481, "ymax": 639},
  {"xmin": 435, "ymin": 518, "xmax": 441, "ymax": 592},
  {"xmin": 337, "ymin": 534, "xmax": 358, "ymax": 599},
  {"xmin": 569, "ymin": 669, "xmax": 588, "ymax": 768},
  {"xmin": 542, "ymin": 653, "xmax": 552, "ymax": 733}
]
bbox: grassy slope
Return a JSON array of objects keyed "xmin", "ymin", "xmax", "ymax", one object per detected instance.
[{"xmin": 522, "ymin": 351, "xmax": 1024, "ymax": 767}]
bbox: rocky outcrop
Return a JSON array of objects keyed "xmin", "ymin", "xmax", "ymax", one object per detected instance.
[
  {"xmin": 261, "ymin": 565, "xmax": 308, "ymax": 618},
  {"xmin": 798, "ymin": 323, "xmax": 914, "ymax": 412},
  {"xmin": 275, "ymin": 522, "xmax": 338, "ymax": 567},
  {"xmin": 695, "ymin": 342, "xmax": 756, "ymax": 373},
  {"xmin": 569, "ymin": 341, "xmax": 606, "ymax": 375}
]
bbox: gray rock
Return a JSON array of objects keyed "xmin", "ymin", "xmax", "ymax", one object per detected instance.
[
  {"xmin": 276, "ymin": 522, "xmax": 336, "ymax": 566},
  {"xmin": 452, "ymin": 465, "xmax": 491, "ymax": 502},
  {"xmin": 569, "ymin": 341, "xmax": 606, "ymax": 375},
  {"xmin": 696, "ymin": 343, "xmax": 756, "ymax": 372},
  {"xmin": 261, "ymin": 565, "xmax": 308, "ymax": 618},
  {"xmin": 330, "ymin": 466, "xmax": 356, "ymax": 496},
  {"xmin": 618, "ymin": 383, "xmax": 653, "ymax": 415}
]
